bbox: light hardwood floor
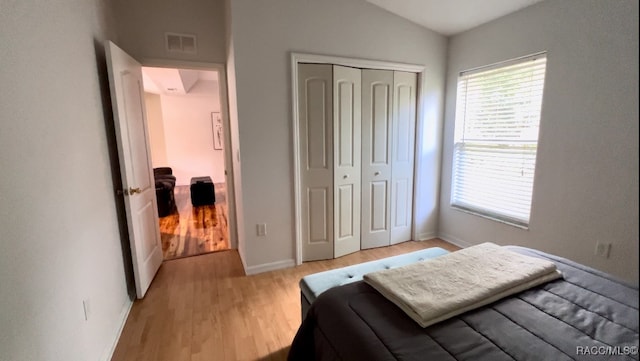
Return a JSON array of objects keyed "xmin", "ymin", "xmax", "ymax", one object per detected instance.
[
  {"xmin": 160, "ymin": 184, "xmax": 230, "ymax": 260},
  {"xmin": 111, "ymin": 239, "xmax": 459, "ymax": 361}
]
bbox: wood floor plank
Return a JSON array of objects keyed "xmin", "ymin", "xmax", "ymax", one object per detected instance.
[
  {"xmin": 111, "ymin": 239, "xmax": 459, "ymax": 361},
  {"xmin": 160, "ymin": 184, "xmax": 230, "ymax": 260}
]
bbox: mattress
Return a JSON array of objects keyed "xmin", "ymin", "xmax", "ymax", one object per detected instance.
[{"xmin": 288, "ymin": 246, "xmax": 639, "ymax": 361}]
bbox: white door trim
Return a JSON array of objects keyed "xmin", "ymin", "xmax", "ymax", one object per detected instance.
[
  {"xmin": 141, "ymin": 58, "xmax": 239, "ymax": 250},
  {"xmin": 291, "ymin": 52, "xmax": 426, "ymax": 265}
]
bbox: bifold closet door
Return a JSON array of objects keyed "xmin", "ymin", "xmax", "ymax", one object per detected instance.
[
  {"xmin": 298, "ymin": 64, "xmax": 414, "ymax": 260},
  {"xmin": 333, "ymin": 65, "xmax": 361, "ymax": 258},
  {"xmin": 390, "ymin": 71, "xmax": 417, "ymax": 244},
  {"xmin": 361, "ymin": 69, "xmax": 393, "ymax": 249},
  {"xmin": 298, "ymin": 64, "xmax": 334, "ymax": 261},
  {"xmin": 362, "ymin": 70, "xmax": 418, "ymax": 248}
]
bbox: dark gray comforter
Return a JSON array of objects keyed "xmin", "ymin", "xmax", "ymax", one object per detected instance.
[{"xmin": 288, "ymin": 247, "xmax": 639, "ymax": 361}]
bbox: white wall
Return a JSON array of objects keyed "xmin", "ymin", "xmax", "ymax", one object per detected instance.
[
  {"xmin": 159, "ymin": 80, "xmax": 225, "ymax": 185},
  {"xmin": 228, "ymin": 0, "xmax": 447, "ymax": 271},
  {"xmin": 113, "ymin": 0, "xmax": 226, "ymax": 63},
  {"xmin": 439, "ymin": 0, "xmax": 639, "ymax": 284},
  {"xmin": 145, "ymin": 92, "xmax": 169, "ymax": 167},
  {"xmin": 0, "ymin": 1, "xmax": 132, "ymax": 360}
]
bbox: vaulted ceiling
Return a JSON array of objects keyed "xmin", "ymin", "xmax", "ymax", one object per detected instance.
[{"xmin": 366, "ymin": 0, "xmax": 544, "ymax": 35}]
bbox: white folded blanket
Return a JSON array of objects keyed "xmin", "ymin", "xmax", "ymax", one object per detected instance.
[{"xmin": 363, "ymin": 243, "xmax": 562, "ymax": 328}]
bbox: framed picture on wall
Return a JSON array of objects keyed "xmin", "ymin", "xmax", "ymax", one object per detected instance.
[{"xmin": 211, "ymin": 112, "xmax": 223, "ymax": 150}]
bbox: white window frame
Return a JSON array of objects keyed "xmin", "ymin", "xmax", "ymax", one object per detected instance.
[{"xmin": 450, "ymin": 52, "xmax": 547, "ymax": 228}]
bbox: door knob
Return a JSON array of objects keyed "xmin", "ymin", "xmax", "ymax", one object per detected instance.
[
  {"xmin": 129, "ymin": 187, "xmax": 142, "ymax": 195},
  {"xmin": 374, "ymin": 171, "xmax": 380, "ymax": 176},
  {"xmin": 343, "ymin": 175, "xmax": 349, "ymax": 179}
]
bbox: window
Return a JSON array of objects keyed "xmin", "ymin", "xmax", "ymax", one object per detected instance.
[{"xmin": 451, "ymin": 53, "xmax": 547, "ymax": 228}]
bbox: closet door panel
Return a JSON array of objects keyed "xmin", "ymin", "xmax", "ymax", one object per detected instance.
[
  {"xmin": 337, "ymin": 81, "xmax": 354, "ymax": 167},
  {"xmin": 337, "ymin": 184, "xmax": 354, "ymax": 239},
  {"xmin": 308, "ymin": 188, "xmax": 329, "ymax": 243},
  {"xmin": 370, "ymin": 181, "xmax": 388, "ymax": 230},
  {"xmin": 333, "ymin": 65, "xmax": 361, "ymax": 258},
  {"xmin": 390, "ymin": 71, "xmax": 417, "ymax": 245},
  {"xmin": 299, "ymin": 64, "xmax": 334, "ymax": 261},
  {"xmin": 361, "ymin": 69, "xmax": 393, "ymax": 249}
]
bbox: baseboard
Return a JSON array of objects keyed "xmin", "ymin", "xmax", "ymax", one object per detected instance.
[
  {"xmin": 417, "ymin": 231, "xmax": 438, "ymax": 241},
  {"xmin": 238, "ymin": 250, "xmax": 249, "ymax": 276},
  {"xmin": 101, "ymin": 298, "xmax": 133, "ymax": 361},
  {"xmin": 438, "ymin": 232, "xmax": 473, "ymax": 248},
  {"xmin": 245, "ymin": 259, "xmax": 296, "ymax": 275}
]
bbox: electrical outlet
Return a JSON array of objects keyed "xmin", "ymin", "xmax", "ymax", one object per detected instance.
[
  {"xmin": 256, "ymin": 223, "xmax": 267, "ymax": 237},
  {"xmin": 82, "ymin": 299, "xmax": 91, "ymax": 321},
  {"xmin": 595, "ymin": 242, "xmax": 611, "ymax": 258}
]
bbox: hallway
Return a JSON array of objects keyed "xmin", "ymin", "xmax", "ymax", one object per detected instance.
[{"xmin": 159, "ymin": 183, "xmax": 229, "ymax": 260}]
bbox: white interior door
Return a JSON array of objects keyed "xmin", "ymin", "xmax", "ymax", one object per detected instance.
[
  {"xmin": 333, "ymin": 65, "xmax": 361, "ymax": 258},
  {"xmin": 298, "ymin": 64, "xmax": 334, "ymax": 261},
  {"xmin": 361, "ymin": 69, "xmax": 393, "ymax": 249},
  {"xmin": 390, "ymin": 71, "xmax": 417, "ymax": 245},
  {"xmin": 105, "ymin": 41, "xmax": 163, "ymax": 298}
]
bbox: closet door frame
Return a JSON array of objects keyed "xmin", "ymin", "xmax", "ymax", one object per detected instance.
[{"xmin": 291, "ymin": 52, "xmax": 426, "ymax": 265}]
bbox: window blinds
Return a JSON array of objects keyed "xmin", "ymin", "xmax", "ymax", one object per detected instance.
[{"xmin": 451, "ymin": 53, "xmax": 547, "ymax": 227}]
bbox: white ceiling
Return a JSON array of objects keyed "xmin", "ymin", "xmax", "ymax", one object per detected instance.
[
  {"xmin": 142, "ymin": 67, "xmax": 218, "ymax": 95},
  {"xmin": 366, "ymin": 0, "xmax": 544, "ymax": 36}
]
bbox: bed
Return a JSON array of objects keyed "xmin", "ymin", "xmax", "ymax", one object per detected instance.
[{"xmin": 288, "ymin": 246, "xmax": 639, "ymax": 361}]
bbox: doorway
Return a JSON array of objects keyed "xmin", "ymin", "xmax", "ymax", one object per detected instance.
[{"xmin": 141, "ymin": 66, "xmax": 231, "ymax": 260}]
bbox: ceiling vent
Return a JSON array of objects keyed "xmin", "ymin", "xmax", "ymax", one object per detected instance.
[{"xmin": 165, "ymin": 32, "xmax": 197, "ymax": 54}]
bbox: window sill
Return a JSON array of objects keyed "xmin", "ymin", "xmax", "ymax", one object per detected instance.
[{"xmin": 450, "ymin": 205, "xmax": 530, "ymax": 230}]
